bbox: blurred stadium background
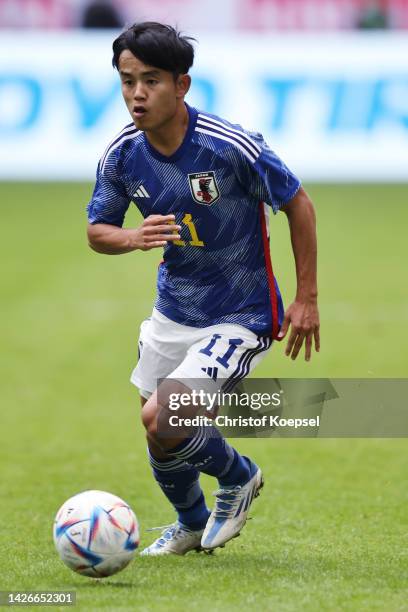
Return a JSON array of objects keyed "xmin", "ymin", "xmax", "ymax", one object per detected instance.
[
  {"xmin": 2, "ymin": 0, "xmax": 408, "ymax": 181},
  {"xmin": 1, "ymin": 1, "xmax": 407, "ymax": 609}
]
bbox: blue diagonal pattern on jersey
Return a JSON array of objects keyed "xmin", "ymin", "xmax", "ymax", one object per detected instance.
[{"xmin": 87, "ymin": 104, "xmax": 299, "ymax": 335}]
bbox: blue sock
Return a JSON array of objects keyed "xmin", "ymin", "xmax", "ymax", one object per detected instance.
[
  {"xmin": 148, "ymin": 451, "xmax": 210, "ymax": 530},
  {"xmin": 167, "ymin": 425, "xmax": 251, "ymax": 487}
]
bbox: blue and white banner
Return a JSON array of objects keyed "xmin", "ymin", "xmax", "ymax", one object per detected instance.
[{"xmin": 1, "ymin": 32, "xmax": 407, "ymax": 180}]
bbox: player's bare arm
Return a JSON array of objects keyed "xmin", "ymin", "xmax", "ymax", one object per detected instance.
[
  {"xmin": 278, "ymin": 187, "xmax": 320, "ymax": 361},
  {"xmin": 87, "ymin": 214, "xmax": 181, "ymax": 254}
]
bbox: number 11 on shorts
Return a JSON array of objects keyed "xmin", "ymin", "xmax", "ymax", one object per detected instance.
[{"xmin": 199, "ymin": 335, "xmax": 244, "ymax": 369}]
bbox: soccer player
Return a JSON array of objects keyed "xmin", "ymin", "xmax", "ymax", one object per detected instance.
[{"xmin": 87, "ymin": 22, "xmax": 320, "ymax": 555}]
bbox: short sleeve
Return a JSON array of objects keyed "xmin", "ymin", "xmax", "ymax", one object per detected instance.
[
  {"xmin": 238, "ymin": 132, "xmax": 301, "ymax": 214},
  {"xmin": 87, "ymin": 156, "xmax": 131, "ymax": 227}
]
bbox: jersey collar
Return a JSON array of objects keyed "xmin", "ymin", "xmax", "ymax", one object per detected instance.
[{"xmin": 143, "ymin": 103, "xmax": 198, "ymax": 163}]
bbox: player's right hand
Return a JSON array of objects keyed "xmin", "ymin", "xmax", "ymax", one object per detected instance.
[{"xmin": 132, "ymin": 215, "xmax": 181, "ymax": 251}]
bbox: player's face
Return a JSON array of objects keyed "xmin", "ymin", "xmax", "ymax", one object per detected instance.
[{"xmin": 118, "ymin": 51, "xmax": 189, "ymax": 132}]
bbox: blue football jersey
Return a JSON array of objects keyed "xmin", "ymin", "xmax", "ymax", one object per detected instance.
[{"xmin": 87, "ymin": 104, "xmax": 301, "ymax": 337}]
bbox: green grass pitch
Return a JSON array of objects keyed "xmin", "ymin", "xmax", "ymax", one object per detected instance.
[{"xmin": 1, "ymin": 182, "xmax": 407, "ymax": 611}]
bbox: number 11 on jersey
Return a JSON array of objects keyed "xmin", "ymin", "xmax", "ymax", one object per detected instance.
[{"xmin": 172, "ymin": 214, "xmax": 205, "ymax": 247}]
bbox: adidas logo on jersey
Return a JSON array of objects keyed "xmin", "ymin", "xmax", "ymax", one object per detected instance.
[
  {"xmin": 201, "ymin": 366, "xmax": 218, "ymax": 381},
  {"xmin": 133, "ymin": 185, "xmax": 150, "ymax": 198}
]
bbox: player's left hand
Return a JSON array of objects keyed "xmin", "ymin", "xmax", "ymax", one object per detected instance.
[{"xmin": 277, "ymin": 300, "xmax": 320, "ymax": 361}]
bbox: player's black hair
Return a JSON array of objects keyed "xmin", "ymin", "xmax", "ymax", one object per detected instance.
[{"xmin": 112, "ymin": 22, "xmax": 195, "ymax": 76}]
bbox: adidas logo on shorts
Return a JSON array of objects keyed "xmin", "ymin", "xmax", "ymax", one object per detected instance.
[{"xmin": 201, "ymin": 366, "xmax": 218, "ymax": 381}]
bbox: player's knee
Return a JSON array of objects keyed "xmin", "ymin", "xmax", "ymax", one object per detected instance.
[{"xmin": 141, "ymin": 400, "xmax": 159, "ymax": 438}]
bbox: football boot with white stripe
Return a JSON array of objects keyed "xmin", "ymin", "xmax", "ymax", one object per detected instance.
[
  {"xmin": 201, "ymin": 461, "xmax": 263, "ymax": 550},
  {"xmin": 140, "ymin": 522, "xmax": 205, "ymax": 556}
]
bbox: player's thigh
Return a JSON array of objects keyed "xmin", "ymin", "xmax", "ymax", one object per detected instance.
[
  {"xmin": 169, "ymin": 325, "xmax": 273, "ymax": 393},
  {"xmin": 130, "ymin": 314, "xmax": 188, "ymax": 398}
]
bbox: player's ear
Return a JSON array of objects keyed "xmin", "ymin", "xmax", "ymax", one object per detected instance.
[{"xmin": 176, "ymin": 74, "xmax": 191, "ymax": 98}]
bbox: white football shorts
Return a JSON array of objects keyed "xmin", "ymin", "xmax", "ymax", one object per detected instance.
[{"xmin": 130, "ymin": 308, "xmax": 273, "ymax": 399}]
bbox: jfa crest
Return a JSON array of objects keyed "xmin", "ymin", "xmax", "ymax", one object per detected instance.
[{"xmin": 188, "ymin": 171, "xmax": 220, "ymax": 206}]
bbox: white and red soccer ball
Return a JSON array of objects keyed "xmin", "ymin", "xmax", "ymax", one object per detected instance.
[{"xmin": 53, "ymin": 490, "xmax": 139, "ymax": 578}]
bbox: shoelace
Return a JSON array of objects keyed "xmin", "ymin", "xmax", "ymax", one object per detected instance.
[
  {"xmin": 146, "ymin": 522, "xmax": 192, "ymax": 547},
  {"xmin": 212, "ymin": 486, "xmax": 244, "ymax": 519}
]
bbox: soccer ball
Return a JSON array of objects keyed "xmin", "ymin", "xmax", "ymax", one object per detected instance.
[{"xmin": 53, "ymin": 490, "xmax": 139, "ymax": 578}]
